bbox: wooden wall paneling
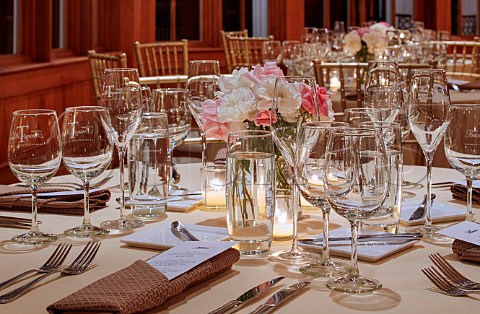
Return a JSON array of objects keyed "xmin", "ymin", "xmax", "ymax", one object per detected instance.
[
  {"xmin": 325, "ymin": 0, "xmax": 331, "ymax": 28},
  {"xmin": 268, "ymin": 0, "xmax": 305, "ymax": 41},
  {"xmin": 435, "ymin": 0, "xmax": 452, "ymax": 32},
  {"xmin": 21, "ymin": 0, "xmax": 52, "ymax": 62}
]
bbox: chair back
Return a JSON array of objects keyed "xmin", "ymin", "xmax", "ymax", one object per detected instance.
[
  {"xmin": 87, "ymin": 50, "xmax": 128, "ymax": 101},
  {"xmin": 227, "ymin": 36, "xmax": 274, "ymax": 70},
  {"xmin": 221, "ymin": 29, "xmax": 248, "ymax": 73},
  {"xmin": 133, "ymin": 40, "xmax": 189, "ymax": 80},
  {"xmin": 432, "ymin": 40, "xmax": 480, "ymax": 79}
]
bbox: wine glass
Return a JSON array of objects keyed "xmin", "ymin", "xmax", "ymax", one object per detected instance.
[
  {"xmin": 408, "ymin": 69, "xmax": 451, "ymax": 239},
  {"xmin": 324, "ymin": 127, "xmax": 388, "ymax": 293},
  {"xmin": 8, "ymin": 109, "xmax": 62, "ymax": 244},
  {"xmin": 444, "ymin": 104, "xmax": 480, "ymax": 222},
  {"xmin": 262, "ymin": 40, "xmax": 282, "ymax": 64},
  {"xmin": 297, "ymin": 121, "xmax": 349, "ymax": 277},
  {"xmin": 100, "ymin": 68, "xmax": 144, "ymax": 231},
  {"xmin": 62, "ymin": 106, "xmax": 113, "ymax": 237},
  {"xmin": 282, "ymin": 40, "xmax": 301, "ymax": 75},
  {"xmin": 344, "ymin": 107, "xmax": 382, "ymax": 128},
  {"xmin": 268, "ymin": 76, "xmax": 321, "ymax": 265},
  {"xmin": 151, "ymin": 88, "xmax": 191, "ymax": 190},
  {"xmin": 363, "ymin": 84, "xmax": 404, "ymax": 123},
  {"xmin": 185, "ymin": 60, "xmax": 220, "ymax": 167}
]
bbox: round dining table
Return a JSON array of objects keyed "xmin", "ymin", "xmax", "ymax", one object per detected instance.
[{"xmin": 0, "ymin": 163, "xmax": 478, "ymax": 313}]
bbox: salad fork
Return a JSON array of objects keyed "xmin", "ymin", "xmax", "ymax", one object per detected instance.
[
  {"xmin": 0, "ymin": 243, "xmax": 71, "ymax": 291},
  {"xmin": 0, "ymin": 242, "xmax": 100, "ymax": 303},
  {"xmin": 422, "ymin": 267, "xmax": 480, "ymax": 297},
  {"xmin": 429, "ymin": 253, "xmax": 480, "ymax": 290}
]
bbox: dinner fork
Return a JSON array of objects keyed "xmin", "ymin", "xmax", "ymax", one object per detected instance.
[
  {"xmin": 0, "ymin": 243, "xmax": 72, "ymax": 292},
  {"xmin": 0, "ymin": 242, "xmax": 100, "ymax": 303},
  {"xmin": 429, "ymin": 253, "xmax": 480, "ymax": 290},
  {"xmin": 422, "ymin": 267, "xmax": 480, "ymax": 297}
]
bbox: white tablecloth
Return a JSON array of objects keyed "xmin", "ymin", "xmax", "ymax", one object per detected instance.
[{"xmin": 0, "ymin": 164, "xmax": 478, "ymax": 313}]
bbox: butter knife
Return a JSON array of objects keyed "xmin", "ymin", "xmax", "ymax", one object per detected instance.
[
  {"xmin": 249, "ymin": 281, "xmax": 311, "ymax": 314},
  {"xmin": 208, "ymin": 276, "xmax": 286, "ymax": 314},
  {"xmin": 300, "ymin": 232, "xmax": 423, "ymax": 243},
  {"xmin": 409, "ymin": 194, "xmax": 436, "ymax": 221}
]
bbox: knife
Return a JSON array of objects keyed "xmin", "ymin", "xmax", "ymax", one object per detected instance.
[
  {"xmin": 208, "ymin": 276, "xmax": 286, "ymax": 314},
  {"xmin": 249, "ymin": 281, "xmax": 311, "ymax": 314},
  {"xmin": 409, "ymin": 194, "xmax": 436, "ymax": 221},
  {"xmin": 299, "ymin": 232, "xmax": 423, "ymax": 243}
]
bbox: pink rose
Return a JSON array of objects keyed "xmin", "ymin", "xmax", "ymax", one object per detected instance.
[
  {"xmin": 203, "ymin": 119, "xmax": 231, "ymax": 142},
  {"xmin": 263, "ymin": 62, "xmax": 284, "ymax": 77},
  {"xmin": 357, "ymin": 27, "xmax": 371, "ymax": 37},
  {"xmin": 253, "ymin": 110, "xmax": 277, "ymax": 127},
  {"xmin": 378, "ymin": 21, "xmax": 389, "ymax": 27},
  {"xmin": 316, "ymin": 86, "xmax": 331, "ymax": 117},
  {"xmin": 245, "ymin": 62, "xmax": 284, "ymax": 84},
  {"xmin": 298, "ymin": 82, "xmax": 317, "ymax": 115},
  {"xmin": 200, "ymin": 98, "xmax": 221, "ymax": 122}
]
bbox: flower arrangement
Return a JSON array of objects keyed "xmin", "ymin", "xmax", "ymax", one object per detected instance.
[
  {"xmin": 344, "ymin": 22, "xmax": 394, "ymax": 62},
  {"xmin": 200, "ymin": 62, "xmax": 334, "ymax": 141}
]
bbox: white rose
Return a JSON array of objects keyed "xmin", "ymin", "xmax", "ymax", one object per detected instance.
[
  {"xmin": 219, "ymin": 67, "xmax": 253, "ymax": 91},
  {"xmin": 275, "ymin": 81, "xmax": 301, "ymax": 119},
  {"xmin": 370, "ymin": 22, "xmax": 389, "ymax": 36},
  {"xmin": 252, "ymin": 76, "xmax": 276, "ymax": 111},
  {"xmin": 217, "ymin": 87, "xmax": 256, "ymax": 122},
  {"xmin": 362, "ymin": 31, "xmax": 387, "ymax": 53},
  {"xmin": 343, "ymin": 31, "xmax": 362, "ymax": 54}
]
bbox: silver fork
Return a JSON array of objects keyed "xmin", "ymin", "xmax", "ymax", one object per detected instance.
[
  {"xmin": 0, "ymin": 243, "xmax": 72, "ymax": 292},
  {"xmin": 422, "ymin": 267, "xmax": 480, "ymax": 297},
  {"xmin": 0, "ymin": 242, "xmax": 100, "ymax": 303},
  {"xmin": 429, "ymin": 253, "xmax": 480, "ymax": 290}
]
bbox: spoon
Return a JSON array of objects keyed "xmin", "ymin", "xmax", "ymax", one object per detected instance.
[
  {"xmin": 408, "ymin": 193, "xmax": 436, "ymax": 221},
  {"xmin": 171, "ymin": 221, "xmax": 200, "ymax": 241}
]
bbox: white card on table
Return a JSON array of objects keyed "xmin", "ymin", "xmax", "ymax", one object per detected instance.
[
  {"xmin": 438, "ymin": 221, "xmax": 480, "ymax": 246},
  {"xmin": 147, "ymin": 241, "xmax": 236, "ymax": 280}
]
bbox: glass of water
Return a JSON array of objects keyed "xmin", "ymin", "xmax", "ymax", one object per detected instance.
[
  {"xmin": 129, "ymin": 112, "xmax": 170, "ymax": 220},
  {"xmin": 226, "ymin": 130, "xmax": 276, "ymax": 255}
]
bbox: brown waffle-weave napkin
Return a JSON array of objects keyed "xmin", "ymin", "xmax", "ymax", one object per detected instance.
[
  {"xmin": 452, "ymin": 239, "xmax": 480, "ymax": 263},
  {"xmin": 450, "ymin": 184, "xmax": 480, "ymax": 205},
  {"xmin": 47, "ymin": 248, "xmax": 240, "ymax": 314},
  {"xmin": 0, "ymin": 185, "xmax": 111, "ymax": 215}
]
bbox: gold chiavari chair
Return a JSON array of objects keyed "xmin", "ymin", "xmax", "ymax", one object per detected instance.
[
  {"xmin": 221, "ymin": 29, "xmax": 249, "ymax": 73},
  {"xmin": 87, "ymin": 50, "xmax": 128, "ymax": 102},
  {"xmin": 433, "ymin": 40, "xmax": 480, "ymax": 80},
  {"xmin": 133, "ymin": 40, "xmax": 189, "ymax": 87},
  {"xmin": 227, "ymin": 35, "xmax": 274, "ymax": 70}
]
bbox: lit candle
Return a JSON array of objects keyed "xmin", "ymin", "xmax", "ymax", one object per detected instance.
[
  {"xmin": 330, "ymin": 76, "xmax": 341, "ymax": 92},
  {"xmin": 204, "ymin": 188, "xmax": 226, "ymax": 207},
  {"xmin": 273, "ymin": 203, "xmax": 293, "ymax": 240}
]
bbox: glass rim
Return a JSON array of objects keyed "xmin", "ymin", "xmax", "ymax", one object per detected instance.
[
  {"xmin": 329, "ymin": 127, "xmax": 380, "ymax": 137},
  {"xmin": 359, "ymin": 121, "xmax": 401, "ymax": 128},
  {"xmin": 13, "ymin": 109, "xmax": 57, "ymax": 116},
  {"xmin": 152, "ymin": 88, "xmax": 185, "ymax": 94},
  {"xmin": 449, "ymin": 103, "xmax": 480, "ymax": 108},
  {"xmin": 302, "ymin": 121, "xmax": 349, "ymax": 130},
  {"xmin": 275, "ymin": 75, "xmax": 315, "ymax": 81},
  {"xmin": 189, "ymin": 60, "xmax": 220, "ymax": 64},
  {"xmin": 227, "ymin": 129, "xmax": 272, "ymax": 139},
  {"xmin": 344, "ymin": 107, "xmax": 382, "ymax": 113},
  {"xmin": 411, "ymin": 68, "xmax": 446, "ymax": 75},
  {"xmin": 65, "ymin": 106, "xmax": 107, "ymax": 112},
  {"xmin": 104, "ymin": 68, "xmax": 139, "ymax": 73}
]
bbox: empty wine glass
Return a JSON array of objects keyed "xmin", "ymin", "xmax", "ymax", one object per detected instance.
[
  {"xmin": 444, "ymin": 104, "xmax": 480, "ymax": 222},
  {"xmin": 62, "ymin": 106, "xmax": 113, "ymax": 237},
  {"xmin": 185, "ymin": 60, "xmax": 221, "ymax": 167},
  {"xmin": 8, "ymin": 109, "xmax": 62, "ymax": 244},
  {"xmin": 100, "ymin": 68, "xmax": 144, "ymax": 231},
  {"xmin": 262, "ymin": 40, "xmax": 282, "ymax": 64},
  {"xmin": 363, "ymin": 84, "xmax": 404, "ymax": 123},
  {"xmin": 151, "ymin": 88, "xmax": 191, "ymax": 190},
  {"xmin": 344, "ymin": 107, "xmax": 382, "ymax": 127},
  {"xmin": 297, "ymin": 121, "xmax": 349, "ymax": 277},
  {"xmin": 324, "ymin": 127, "xmax": 388, "ymax": 293},
  {"xmin": 408, "ymin": 69, "xmax": 451, "ymax": 239},
  {"xmin": 282, "ymin": 40, "xmax": 301, "ymax": 75},
  {"xmin": 269, "ymin": 76, "xmax": 321, "ymax": 265}
]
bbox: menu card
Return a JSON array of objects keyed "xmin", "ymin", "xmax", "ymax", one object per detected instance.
[
  {"xmin": 147, "ymin": 241, "xmax": 237, "ymax": 280},
  {"xmin": 438, "ymin": 221, "xmax": 480, "ymax": 246}
]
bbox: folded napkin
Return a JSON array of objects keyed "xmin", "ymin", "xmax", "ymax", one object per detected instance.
[
  {"xmin": 452, "ymin": 239, "xmax": 480, "ymax": 263},
  {"xmin": 213, "ymin": 148, "xmax": 227, "ymax": 165},
  {"xmin": 0, "ymin": 185, "xmax": 111, "ymax": 215},
  {"xmin": 450, "ymin": 184, "xmax": 480, "ymax": 205},
  {"xmin": 47, "ymin": 248, "xmax": 240, "ymax": 314}
]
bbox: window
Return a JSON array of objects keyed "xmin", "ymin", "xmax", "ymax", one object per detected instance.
[
  {"xmin": 0, "ymin": 0, "xmax": 16, "ymax": 55},
  {"xmin": 156, "ymin": 0, "xmax": 200, "ymax": 41},
  {"xmin": 52, "ymin": 0, "xmax": 66, "ymax": 49}
]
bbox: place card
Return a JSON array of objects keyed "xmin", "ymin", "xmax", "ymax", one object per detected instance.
[
  {"xmin": 438, "ymin": 221, "xmax": 480, "ymax": 246},
  {"xmin": 147, "ymin": 241, "xmax": 237, "ymax": 280}
]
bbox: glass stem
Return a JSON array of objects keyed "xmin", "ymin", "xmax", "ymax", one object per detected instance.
[
  {"xmin": 82, "ymin": 179, "xmax": 92, "ymax": 226},
  {"xmin": 290, "ymin": 167, "xmax": 300, "ymax": 254},
  {"xmin": 201, "ymin": 132, "xmax": 207, "ymax": 168},
  {"xmin": 322, "ymin": 206, "xmax": 331, "ymax": 261},
  {"xmin": 118, "ymin": 147, "xmax": 127, "ymax": 220},
  {"xmin": 30, "ymin": 184, "xmax": 39, "ymax": 233},
  {"xmin": 424, "ymin": 152, "xmax": 434, "ymax": 236},
  {"xmin": 349, "ymin": 220, "xmax": 360, "ymax": 277},
  {"xmin": 466, "ymin": 176, "xmax": 474, "ymax": 222}
]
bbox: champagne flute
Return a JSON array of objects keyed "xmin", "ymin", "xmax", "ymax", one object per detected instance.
[
  {"xmin": 444, "ymin": 104, "xmax": 480, "ymax": 222},
  {"xmin": 269, "ymin": 76, "xmax": 321, "ymax": 265},
  {"xmin": 151, "ymin": 88, "xmax": 191, "ymax": 190},
  {"xmin": 185, "ymin": 60, "xmax": 220, "ymax": 168},
  {"xmin": 8, "ymin": 109, "xmax": 62, "ymax": 244},
  {"xmin": 62, "ymin": 106, "xmax": 113, "ymax": 237},
  {"xmin": 297, "ymin": 121, "xmax": 349, "ymax": 277},
  {"xmin": 324, "ymin": 127, "xmax": 388, "ymax": 293},
  {"xmin": 100, "ymin": 68, "xmax": 144, "ymax": 231},
  {"xmin": 408, "ymin": 69, "xmax": 451, "ymax": 239}
]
